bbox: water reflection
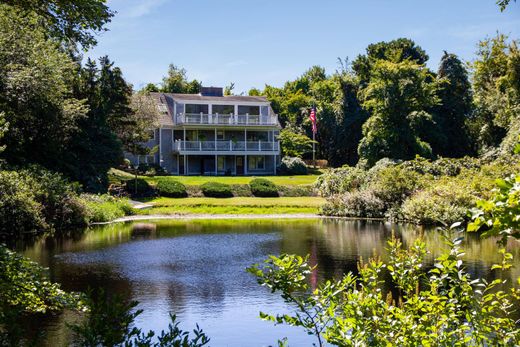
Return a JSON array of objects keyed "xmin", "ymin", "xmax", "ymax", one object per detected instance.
[{"xmin": 20, "ymin": 218, "xmax": 520, "ymax": 347}]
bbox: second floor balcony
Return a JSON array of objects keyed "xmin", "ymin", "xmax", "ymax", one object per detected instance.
[
  {"xmin": 175, "ymin": 113, "xmax": 278, "ymax": 126},
  {"xmin": 173, "ymin": 140, "xmax": 280, "ymax": 153}
]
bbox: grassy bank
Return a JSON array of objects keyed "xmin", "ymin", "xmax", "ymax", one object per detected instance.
[
  {"xmin": 109, "ymin": 168, "xmax": 319, "ymax": 186},
  {"xmin": 136, "ymin": 196, "xmax": 325, "ymax": 215}
]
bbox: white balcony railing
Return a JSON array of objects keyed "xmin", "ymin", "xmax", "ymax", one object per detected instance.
[
  {"xmin": 176, "ymin": 113, "xmax": 278, "ymax": 126},
  {"xmin": 173, "ymin": 140, "xmax": 280, "ymax": 152}
]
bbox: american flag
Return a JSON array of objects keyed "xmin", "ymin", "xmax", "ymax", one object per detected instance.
[{"xmin": 309, "ymin": 107, "xmax": 317, "ymax": 134}]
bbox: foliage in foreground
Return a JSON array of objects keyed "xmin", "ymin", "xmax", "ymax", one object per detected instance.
[
  {"xmin": 468, "ymin": 172, "xmax": 520, "ymax": 244},
  {"xmin": 70, "ymin": 291, "xmax": 209, "ymax": 347},
  {"xmin": 0, "ymin": 244, "xmax": 208, "ymax": 346},
  {"xmin": 248, "ymin": 231, "xmax": 520, "ymax": 346},
  {"xmin": 252, "ymin": 162, "xmax": 520, "ymax": 346},
  {"xmin": 0, "ymin": 245, "xmax": 85, "ymax": 345}
]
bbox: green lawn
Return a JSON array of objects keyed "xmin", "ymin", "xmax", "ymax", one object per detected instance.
[
  {"xmin": 136, "ymin": 196, "xmax": 325, "ymax": 215},
  {"xmin": 149, "ymin": 175, "xmax": 319, "ymax": 186},
  {"xmin": 110, "ymin": 168, "xmax": 320, "ymax": 186}
]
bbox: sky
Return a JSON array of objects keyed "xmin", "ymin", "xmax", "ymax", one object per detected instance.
[{"xmin": 87, "ymin": 0, "xmax": 520, "ymax": 93}]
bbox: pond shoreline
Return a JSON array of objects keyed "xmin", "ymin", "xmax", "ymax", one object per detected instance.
[{"xmin": 94, "ymin": 213, "xmax": 389, "ymax": 224}]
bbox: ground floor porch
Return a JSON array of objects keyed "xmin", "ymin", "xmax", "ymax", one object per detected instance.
[{"xmin": 176, "ymin": 154, "xmax": 277, "ymax": 176}]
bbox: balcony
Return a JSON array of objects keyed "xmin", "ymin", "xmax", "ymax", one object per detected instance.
[
  {"xmin": 173, "ymin": 140, "xmax": 280, "ymax": 153},
  {"xmin": 175, "ymin": 113, "xmax": 278, "ymax": 126}
]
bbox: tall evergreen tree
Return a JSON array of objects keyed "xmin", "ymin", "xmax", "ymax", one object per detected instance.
[
  {"xmin": 330, "ymin": 73, "xmax": 368, "ymax": 166},
  {"xmin": 429, "ymin": 52, "xmax": 473, "ymax": 157}
]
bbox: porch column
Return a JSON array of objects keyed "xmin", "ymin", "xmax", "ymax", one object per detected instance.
[
  {"xmin": 159, "ymin": 127, "xmax": 162, "ymax": 168},
  {"xmin": 273, "ymin": 155, "xmax": 276, "ymax": 175},
  {"xmin": 244, "ymin": 129, "xmax": 248, "ymax": 175},
  {"xmin": 183, "ymin": 127, "xmax": 186, "ymax": 151},
  {"xmin": 214, "ymin": 128, "xmax": 217, "ymax": 151}
]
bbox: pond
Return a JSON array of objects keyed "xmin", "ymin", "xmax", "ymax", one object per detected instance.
[{"xmin": 20, "ymin": 218, "xmax": 520, "ymax": 346}]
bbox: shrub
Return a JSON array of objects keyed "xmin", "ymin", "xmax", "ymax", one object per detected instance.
[
  {"xmin": 320, "ymin": 189, "xmax": 386, "ymax": 218},
  {"xmin": 0, "ymin": 168, "xmax": 89, "ymax": 237},
  {"xmin": 279, "ymin": 157, "xmax": 308, "ymax": 175},
  {"xmin": 0, "ymin": 170, "xmax": 47, "ymax": 236},
  {"xmin": 124, "ymin": 178, "xmax": 154, "ymax": 197},
  {"xmin": 401, "ymin": 179, "xmax": 476, "ymax": 225},
  {"xmin": 156, "ymin": 180, "xmax": 187, "ymax": 198},
  {"xmin": 401, "ymin": 156, "xmax": 481, "ymax": 177},
  {"xmin": 200, "ymin": 182, "xmax": 233, "ymax": 198},
  {"xmin": 368, "ymin": 166, "xmax": 423, "ymax": 207},
  {"xmin": 364, "ymin": 157, "xmax": 400, "ymax": 182},
  {"xmin": 314, "ymin": 167, "xmax": 366, "ymax": 196},
  {"xmin": 81, "ymin": 194, "xmax": 134, "ymax": 223},
  {"xmin": 27, "ymin": 167, "xmax": 88, "ymax": 231},
  {"xmin": 249, "ymin": 178, "xmax": 278, "ymax": 197}
]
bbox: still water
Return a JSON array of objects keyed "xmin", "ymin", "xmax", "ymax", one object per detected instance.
[{"xmin": 20, "ymin": 218, "xmax": 520, "ymax": 346}]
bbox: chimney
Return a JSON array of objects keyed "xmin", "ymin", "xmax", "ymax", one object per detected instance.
[{"xmin": 200, "ymin": 86, "xmax": 223, "ymax": 97}]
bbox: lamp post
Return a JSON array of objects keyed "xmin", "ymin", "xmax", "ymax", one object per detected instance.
[{"xmin": 133, "ymin": 164, "xmax": 139, "ymax": 196}]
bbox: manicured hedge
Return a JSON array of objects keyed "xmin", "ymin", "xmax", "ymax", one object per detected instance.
[
  {"xmin": 200, "ymin": 182, "xmax": 233, "ymax": 198},
  {"xmin": 156, "ymin": 180, "xmax": 187, "ymax": 198},
  {"xmin": 249, "ymin": 178, "xmax": 279, "ymax": 197}
]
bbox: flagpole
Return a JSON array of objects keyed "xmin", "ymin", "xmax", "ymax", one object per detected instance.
[{"xmin": 312, "ymin": 130, "xmax": 316, "ymax": 169}]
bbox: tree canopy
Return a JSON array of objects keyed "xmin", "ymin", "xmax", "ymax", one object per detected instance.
[{"xmin": 1, "ymin": 0, "xmax": 114, "ymax": 49}]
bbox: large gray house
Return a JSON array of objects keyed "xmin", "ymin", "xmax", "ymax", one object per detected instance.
[{"xmin": 125, "ymin": 87, "xmax": 281, "ymax": 175}]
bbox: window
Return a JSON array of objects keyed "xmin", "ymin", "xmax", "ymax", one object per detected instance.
[
  {"xmin": 185, "ymin": 104, "xmax": 209, "ymax": 114},
  {"xmin": 158, "ymin": 103, "xmax": 168, "ymax": 114},
  {"xmin": 238, "ymin": 105, "xmax": 260, "ymax": 115},
  {"xmin": 218, "ymin": 156, "xmax": 225, "ymax": 171},
  {"xmin": 248, "ymin": 156, "xmax": 264, "ymax": 170},
  {"xmin": 212, "ymin": 105, "xmax": 234, "ymax": 115},
  {"xmin": 186, "ymin": 130, "xmax": 197, "ymax": 141},
  {"xmin": 247, "ymin": 131, "xmax": 267, "ymax": 141},
  {"xmin": 217, "ymin": 130, "xmax": 225, "ymax": 140}
]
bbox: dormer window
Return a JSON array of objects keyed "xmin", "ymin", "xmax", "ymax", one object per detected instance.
[{"xmin": 158, "ymin": 104, "xmax": 168, "ymax": 114}]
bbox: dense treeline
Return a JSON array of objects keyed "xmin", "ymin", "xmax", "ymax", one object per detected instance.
[
  {"xmin": 0, "ymin": 1, "xmax": 155, "ymax": 237},
  {"xmin": 250, "ymin": 36, "xmax": 519, "ymax": 167}
]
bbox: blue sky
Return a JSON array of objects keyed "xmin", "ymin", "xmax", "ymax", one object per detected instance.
[{"xmin": 87, "ymin": 0, "xmax": 520, "ymax": 93}]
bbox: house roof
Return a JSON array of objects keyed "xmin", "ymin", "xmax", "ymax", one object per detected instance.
[
  {"xmin": 148, "ymin": 92, "xmax": 277, "ymax": 127},
  {"xmin": 151, "ymin": 92, "xmax": 268, "ymax": 103},
  {"xmin": 149, "ymin": 93, "xmax": 174, "ymax": 126}
]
